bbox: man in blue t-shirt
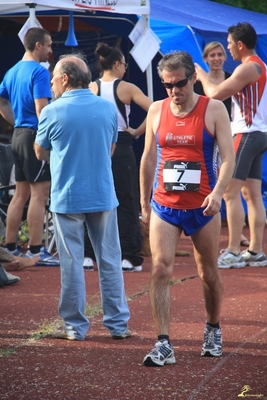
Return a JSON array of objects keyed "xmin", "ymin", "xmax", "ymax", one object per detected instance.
[
  {"xmin": 0, "ymin": 27, "xmax": 59, "ymax": 266},
  {"xmin": 34, "ymin": 54, "xmax": 131, "ymax": 341}
]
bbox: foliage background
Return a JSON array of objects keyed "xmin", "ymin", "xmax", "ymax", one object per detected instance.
[{"xmin": 211, "ymin": 0, "xmax": 267, "ymax": 14}]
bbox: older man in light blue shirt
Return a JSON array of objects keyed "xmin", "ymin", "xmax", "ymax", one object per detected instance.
[{"xmin": 35, "ymin": 53, "xmax": 130, "ymax": 341}]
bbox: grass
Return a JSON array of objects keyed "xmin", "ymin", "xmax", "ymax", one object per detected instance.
[
  {"xmin": 29, "ymin": 295, "xmax": 103, "ymax": 340},
  {"xmin": 30, "ymin": 319, "xmax": 63, "ymax": 340},
  {"xmin": 0, "ymin": 347, "xmax": 16, "ymax": 357},
  {"xmin": 84, "ymin": 295, "xmax": 103, "ymax": 318},
  {"xmin": 169, "ymin": 275, "xmax": 198, "ymax": 285},
  {"xmin": 0, "ymin": 275, "xmax": 199, "ymax": 359}
]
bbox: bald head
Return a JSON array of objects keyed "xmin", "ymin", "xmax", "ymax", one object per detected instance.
[
  {"xmin": 56, "ymin": 53, "xmax": 92, "ymax": 89},
  {"xmin": 58, "ymin": 55, "xmax": 88, "ymax": 73}
]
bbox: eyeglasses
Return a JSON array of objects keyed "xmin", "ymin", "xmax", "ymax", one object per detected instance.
[
  {"xmin": 161, "ymin": 74, "xmax": 193, "ymax": 89},
  {"xmin": 120, "ymin": 62, "xmax": 128, "ymax": 70}
]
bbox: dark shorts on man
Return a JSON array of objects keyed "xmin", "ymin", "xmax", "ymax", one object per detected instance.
[
  {"xmin": 233, "ymin": 131, "xmax": 267, "ymax": 181},
  {"xmin": 12, "ymin": 128, "xmax": 51, "ymax": 182}
]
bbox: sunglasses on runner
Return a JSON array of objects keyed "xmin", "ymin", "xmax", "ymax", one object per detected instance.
[{"xmin": 161, "ymin": 74, "xmax": 193, "ymax": 89}]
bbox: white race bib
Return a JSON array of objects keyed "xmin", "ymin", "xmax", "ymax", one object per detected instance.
[{"xmin": 163, "ymin": 161, "xmax": 201, "ymax": 191}]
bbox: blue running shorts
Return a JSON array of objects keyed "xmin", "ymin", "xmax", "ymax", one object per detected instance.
[{"xmin": 151, "ymin": 199, "xmax": 213, "ymax": 236}]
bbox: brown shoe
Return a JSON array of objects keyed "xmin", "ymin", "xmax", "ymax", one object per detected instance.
[{"xmin": 112, "ymin": 329, "xmax": 131, "ymax": 339}]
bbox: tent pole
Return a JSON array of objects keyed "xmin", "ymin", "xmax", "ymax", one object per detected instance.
[
  {"xmin": 187, "ymin": 25, "xmax": 208, "ymax": 71},
  {"xmin": 28, "ymin": 3, "xmax": 36, "ymax": 27},
  {"xmin": 143, "ymin": 14, "xmax": 154, "ymax": 101}
]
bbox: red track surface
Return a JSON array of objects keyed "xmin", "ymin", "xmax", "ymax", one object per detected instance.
[{"xmin": 0, "ymin": 225, "xmax": 267, "ymax": 400}]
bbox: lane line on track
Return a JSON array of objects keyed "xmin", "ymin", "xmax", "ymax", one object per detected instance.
[{"xmin": 187, "ymin": 326, "xmax": 267, "ymax": 399}]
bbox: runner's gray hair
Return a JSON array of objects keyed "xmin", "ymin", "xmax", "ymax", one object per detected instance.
[{"xmin": 157, "ymin": 51, "xmax": 195, "ymax": 79}]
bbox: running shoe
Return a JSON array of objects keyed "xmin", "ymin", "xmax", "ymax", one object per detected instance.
[
  {"xmin": 4, "ymin": 247, "xmax": 29, "ymax": 258},
  {"xmin": 53, "ymin": 328, "xmax": 84, "ymax": 341},
  {"xmin": 241, "ymin": 249, "xmax": 267, "ymax": 267},
  {"xmin": 0, "ymin": 265, "xmax": 20, "ymax": 287},
  {"xmin": 218, "ymin": 249, "xmax": 246, "ymax": 269},
  {"xmin": 112, "ymin": 329, "xmax": 132, "ymax": 340},
  {"xmin": 201, "ymin": 325, "xmax": 222, "ymax": 357},
  {"xmin": 2, "ymin": 268, "xmax": 20, "ymax": 285},
  {"xmin": 143, "ymin": 340, "xmax": 176, "ymax": 367},
  {"xmin": 5, "ymin": 271, "xmax": 20, "ymax": 284},
  {"xmin": 83, "ymin": 257, "xmax": 94, "ymax": 271},
  {"xmin": 26, "ymin": 247, "xmax": 60, "ymax": 266},
  {"xmin": 121, "ymin": 259, "xmax": 142, "ymax": 272}
]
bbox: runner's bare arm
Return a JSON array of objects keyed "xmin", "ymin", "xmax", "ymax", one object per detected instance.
[
  {"xmin": 140, "ymin": 102, "xmax": 161, "ymax": 226},
  {"xmin": 34, "ymin": 142, "xmax": 50, "ymax": 163},
  {"xmin": 195, "ymin": 62, "xmax": 261, "ymax": 101},
  {"xmin": 201, "ymin": 100, "xmax": 235, "ymax": 215},
  {"xmin": 0, "ymin": 97, "xmax": 14, "ymax": 125}
]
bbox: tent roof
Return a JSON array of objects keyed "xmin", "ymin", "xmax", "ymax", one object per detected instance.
[
  {"xmin": 149, "ymin": 0, "xmax": 267, "ymax": 72},
  {"xmin": 0, "ymin": 0, "xmax": 150, "ymax": 16},
  {"xmin": 150, "ymin": 0, "xmax": 267, "ymax": 35}
]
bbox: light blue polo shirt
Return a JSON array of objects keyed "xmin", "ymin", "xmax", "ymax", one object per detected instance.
[{"xmin": 36, "ymin": 89, "xmax": 118, "ymax": 213}]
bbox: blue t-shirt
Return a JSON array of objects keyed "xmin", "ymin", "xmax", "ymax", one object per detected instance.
[
  {"xmin": 36, "ymin": 89, "xmax": 119, "ymax": 214},
  {"xmin": 0, "ymin": 60, "xmax": 51, "ymax": 130}
]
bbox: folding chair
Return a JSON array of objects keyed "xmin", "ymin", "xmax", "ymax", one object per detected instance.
[
  {"xmin": 0, "ymin": 142, "xmax": 56, "ymax": 252},
  {"xmin": 0, "ymin": 142, "xmax": 14, "ymax": 203},
  {"xmin": 0, "ymin": 142, "xmax": 27, "ymax": 245},
  {"xmin": 0, "ymin": 142, "xmax": 13, "ymax": 241}
]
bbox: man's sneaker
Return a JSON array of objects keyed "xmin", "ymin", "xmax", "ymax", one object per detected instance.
[
  {"xmin": 241, "ymin": 249, "xmax": 267, "ymax": 267},
  {"xmin": 53, "ymin": 328, "xmax": 84, "ymax": 341},
  {"xmin": 122, "ymin": 259, "xmax": 142, "ymax": 272},
  {"xmin": 143, "ymin": 340, "xmax": 176, "ymax": 367},
  {"xmin": 0, "ymin": 266, "xmax": 8, "ymax": 287},
  {"xmin": 26, "ymin": 247, "xmax": 60, "ymax": 266},
  {"xmin": 218, "ymin": 249, "xmax": 246, "ymax": 269},
  {"xmin": 83, "ymin": 257, "xmax": 94, "ymax": 271},
  {"xmin": 201, "ymin": 325, "xmax": 222, "ymax": 357},
  {"xmin": 3, "ymin": 268, "xmax": 20, "ymax": 285},
  {"xmin": 112, "ymin": 329, "xmax": 132, "ymax": 340},
  {"xmin": 4, "ymin": 247, "xmax": 29, "ymax": 258}
]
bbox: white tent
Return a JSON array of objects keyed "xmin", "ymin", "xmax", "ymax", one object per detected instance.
[
  {"xmin": 0, "ymin": 0, "xmax": 149, "ymax": 15},
  {"xmin": 0, "ymin": 0, "xmax": 154, "ymax": 98}
]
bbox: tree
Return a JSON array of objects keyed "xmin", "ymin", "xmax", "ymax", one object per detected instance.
[{"xmin": 211, "ymin": 0, "xmax": 267, "ymax": 14}]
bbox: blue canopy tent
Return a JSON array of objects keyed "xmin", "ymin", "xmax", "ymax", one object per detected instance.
[
  {"xmin": 150, "ymin": 0, "xmax": 267, "ymax": 73},
  {"xmin": 1, "ymin": 0, "xmax": 267, "ymax": 92}
]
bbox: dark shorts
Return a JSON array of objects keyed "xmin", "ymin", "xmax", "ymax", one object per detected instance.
[
  {"xmin": 151, "ymin": 199, "xmax": 213, "ymax": 236},
  {"xmin": 12, "ymin": 128, "xmax": 51, "ymax": 183},
  {"xmin": 233, "ymin": 131, "xmax": 267, "ymax": 181}
]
